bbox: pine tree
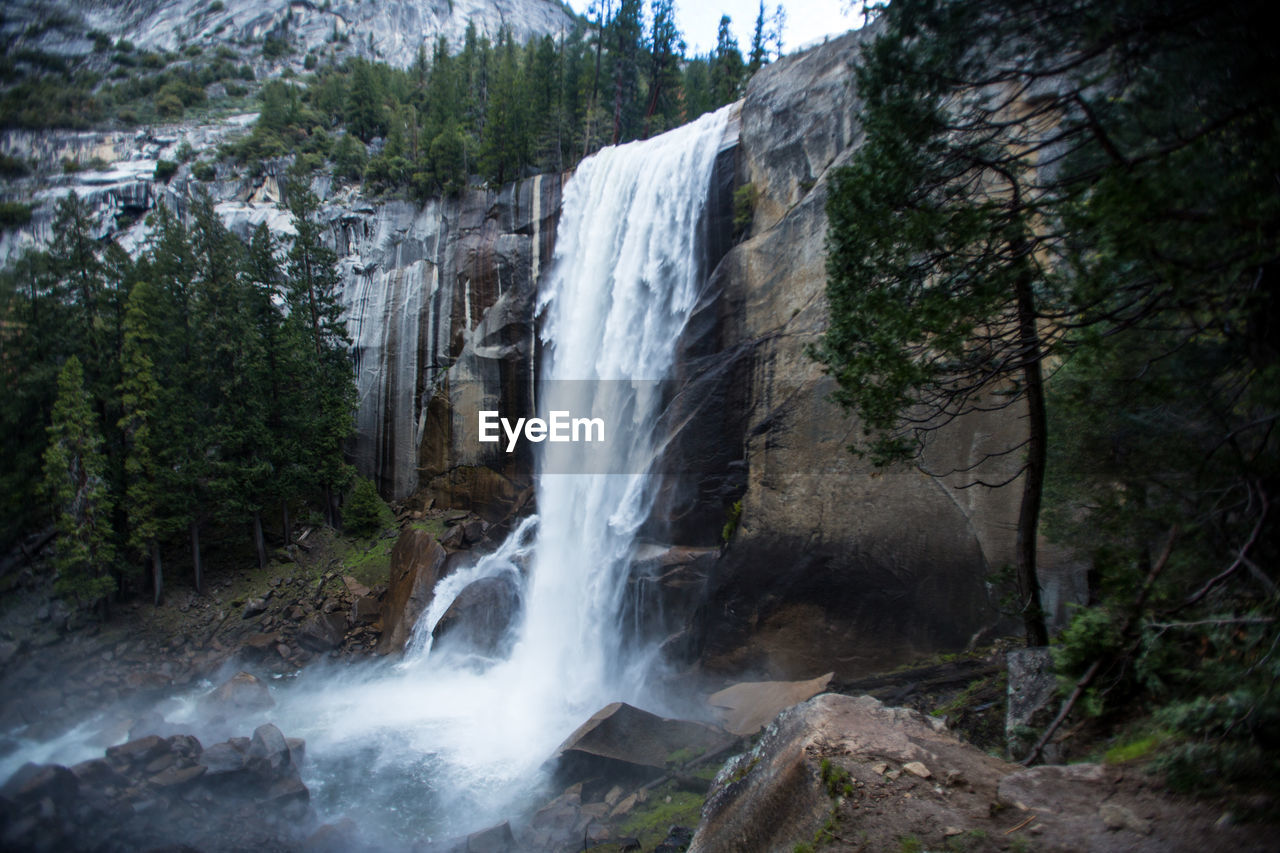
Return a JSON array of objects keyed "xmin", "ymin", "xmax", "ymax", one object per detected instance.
[
  {"xmin": 118, "ymin": 280, "xmax": 164, "ymax": 604},
  {"xmin": 609, "ymin": 0, "xmax": 643, "ymax": 143},
  {"xmin": 43, "ymin": 356, "xmax": 116, "ymax": 609},
  {"xmin": 285, "ymin": 185, "xmax": 355, "ymax": 528},
  {"xmin": 711, "ymin": 15, "xmax": 745, "ymax": 106},
  {"xmin": 747, "ymin": 1, "xmax": 768, "ymax": 75},
  {"xmin": 644, "ymin": 0, "xmax": 684, "ymax": 136}
]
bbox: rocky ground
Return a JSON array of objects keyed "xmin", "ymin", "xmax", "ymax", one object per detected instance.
[{"xmin": 3, "ymin": 514, "xmax": 1278, "ymax": 852}]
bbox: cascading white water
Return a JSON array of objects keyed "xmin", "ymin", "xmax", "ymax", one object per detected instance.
[
  {"xmin": 0, "ymin": 105, "xmax": 733, "ymax": 847},
  {"xmin": 324, "ymin": 103, "xmax": 731, "ymax": 840}
]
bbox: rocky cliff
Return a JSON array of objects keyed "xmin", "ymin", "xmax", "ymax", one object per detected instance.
[
  {"xmin": 672, "ymin": 30, "xmax": 1085, "ymax": 681},
  {"xmin": 2, "ymin": 0, "xmax": 575, "ymax": 69},
  {"xmin": 1, "ymin": 114, "xmax": 561, "ymax": 513}
]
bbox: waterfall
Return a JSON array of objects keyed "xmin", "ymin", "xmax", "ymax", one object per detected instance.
[
  {"xmin": 0, "ymin": 105, "xmax": 734, "ymax": 847},
  {"xmin": 304, "ymin": 104, "xmax": 731, "ymax": 842}
]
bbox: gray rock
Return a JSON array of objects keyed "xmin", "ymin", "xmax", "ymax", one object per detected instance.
[
  {"xmin": 241, "ymin": 598, "xmax": 268, "ymax": 619},
  {"xmin": 552, "ymin": 702, "xmax": 733, "ymax": 789},
  {"xmin": 431, "ymin": 574, "xmax": 521, "ymax": 658},
  {"xmin": 247, "ymin": 723, "xmax": 293, "ymax": 775},
  {"xmin": 198, "ymin": 742, "xmax": 247, "ymax": 776},
  {"xmin": 297, "ymin": 611, "xmax": 347, "ymax": 652},
  {"xmin": 1006, "ymin": 647, "xmax": 1058, "ymax": 761}
]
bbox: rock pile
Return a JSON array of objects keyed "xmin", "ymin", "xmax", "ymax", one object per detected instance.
[{"xmin": 0, "ymin": 723, "xmax": 310, "ymax": 852}]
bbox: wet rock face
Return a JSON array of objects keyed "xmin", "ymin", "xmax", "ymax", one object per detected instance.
[{"xmin": 430, "ymin": 573, "xmax": 521, "ymax": 659}]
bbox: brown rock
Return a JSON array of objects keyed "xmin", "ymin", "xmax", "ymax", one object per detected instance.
[
  {"xmin": 553, "ymin": 702, "xmax": 734, "ymax": 788},
  {"xmin": 707, "ymin": 672, "xmax": 833, "ymax": 735},
  {"xmin": 378, "ymin": 527, "xmax": 448, "ymax": 654},
  {"xmin": 202, "ymin": 671, "xmax": 274, "ymax": 713}
]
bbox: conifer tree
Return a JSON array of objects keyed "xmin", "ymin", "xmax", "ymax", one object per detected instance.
[
  {"xmin": 711, "ymin": 15, "xmax": 745, "ymax": 106},
  {"xmin": 118, "ymin": 281, "xmax": 164, "ymax": 604},
  {"xmin": 43, "ymin": 356, "xmax": 116, "ymax": 609}
]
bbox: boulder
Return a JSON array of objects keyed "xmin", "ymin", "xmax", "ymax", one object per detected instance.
[
  {"xmin": 297, "ymin": 612, "xmax": 347, "ymax": 652},
  {"xmin": 0, "ymin": 762, "xmax": 78, "ymax": 807},
  {"xmin": 467, "ymin": 820, "xmax": 518, "ymax": 853},
  {"xmin": 707, "ymin": 672, "xmax": 834, "ymax": 735},
  {"xmin": 430, "ymin": 574, "xmax": 521, "ymax": 658},
  {"xmin": 379, "ymin": 527, "xmax": 448, "ymax": 654},
  {"xmin": 247, "ymin": 723, "xmax": 294, "ymax": 777},
  {"xmin": 1006, "ymin": 647, "xmax": 1058, "ymax": 760},
  {"xmin": 552, "ymin": 702, "xmax": 734, "ymax": 788},
  {"xmin": 202, "ymin": 671, "xmax": 274, "ymax": 714},
  {"xmin": 106, "ymin": 735, "xmax": 170, "ymax": 769},
  {"xmin": 240, "ymin": 631, "xmax": 281, "ymax": 661},
  {"xmin": 349, "ymin": 595, "xmax": 380, "ymax": 626},
  {"xmin": 688, "ymin": 694, "xmax": 1009, "ymax": 853},
  {"xmin": 198, "ymin": 742, "xmax": 246, "ymax": 776}
]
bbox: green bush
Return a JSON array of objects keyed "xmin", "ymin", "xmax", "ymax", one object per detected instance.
[
  {"xmin": 0, "ymin": 202, "xmax": 34, "ymax": 230},
  {"xmin": 154, "ymin": 159, "xmax": 179, "ymax": 182},
  {"xmin": 733, "ymin": 182, "xmax": 757, "ymax": 238},
  {"xmin": 344, "ymin": 477, "xmax": 388, "ymax": 537},
  {"xmin": 191, "ymin": 161, "xmax": 216, "ymax": 181}
]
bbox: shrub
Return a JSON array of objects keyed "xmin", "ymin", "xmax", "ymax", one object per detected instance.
[
  {"xmin": 344, "ymin": 477, "xmax": 388, "ymax": 537},
  {"xmin": 154, "ymin": 159, "xmax": 179, "ymax": 182},
  {"xmin": 0, "ymin": 202, "xmax": 34, "ymax": 231},
  {"xmin": 191, "ymin": 161, "xmax": 216, "ymax": 181},
  {"xmin": 732, "ymin": 182, "xmax": 757, "ymax": 239}
]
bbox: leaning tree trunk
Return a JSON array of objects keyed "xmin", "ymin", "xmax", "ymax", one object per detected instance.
[
  {"xmin": 281, "ymin": 500, "xmax": 292, "ymax": 545},
  {"xmin": 1014, "ymin": 267, "xmax": 1050, "ymax": 647}
]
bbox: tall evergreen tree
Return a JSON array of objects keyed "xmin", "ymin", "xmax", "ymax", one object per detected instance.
[
  {"xmin": 644, "ymin": 0, "xmax": 684, "ymax": 135},
  {"xmin": 118, "ymin": 280, "xmax": 164, "ymax": 603},
  {"xmin": 43, "ymin": 356, "xmax": 116, "ymax": 609},
  {"xmin": 609, "ymin": 0, "xmax": 644, "ymax": 143},
  {"xmin": 285, "ymin": 186, "xmax": 356, "ymax": 528},
  {"xmin": 711, "ymin": 15, "xmax": 745, "ymax": 106},
  {"xmin": 747, "ymin": 1, "xmax": 768, "ymax": 75}
]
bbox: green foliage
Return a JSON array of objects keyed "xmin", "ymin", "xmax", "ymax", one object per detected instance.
[
  {"xmin": 42, "ymin": 357, "xmax": 117, "ymax": 607},
  {"xmin": 817, "ymin": 0, "xmax": 1279, "ymax": 652},
  {"xmin": 154, "ymin": 159, "xmax": 179, "ymax": 182},
  {"xmin": 819, "ymin": 757, "xmax": 853, "ymax": 798},
  {"xmin": 721, "ymin": 500, "xmax": 742, "ymax": 544},
  {"xmin": 0, "ymin": 153, "xmax": 30, "ymax": 177},
  {"xmin": 0, "ymin": 201, "xmax": 33, "ymax": 230},
  {"xmin": 344, "ymin": 477, "xmax": 388, "ymax": 537},
  {"xmin": 191, "ymin": 160, "xmax": 216, "ymax": 181},
  {"xmin": 732, "ymin": 183, "xmax": 756, "ymax": 239}
]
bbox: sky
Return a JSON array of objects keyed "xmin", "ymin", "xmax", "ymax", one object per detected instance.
[{"xmin": 562, "ymin": 1, "xmax": 866, "ymax": 57}]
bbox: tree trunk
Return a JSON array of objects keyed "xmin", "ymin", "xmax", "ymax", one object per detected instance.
[
  {"xmin": 252, "ymin": 510, "xmax": 267, "ymax": 569},
  {"xmin": 151, "ymin": 541, "xmax": 163, "ymax": 606},
  {"xmin": 190, "ymin": 520, "xmax": 203, "ymax": 595},
  {"xmin": 282, "ymin": 500, "xmax": 292, "ymax": 544},
  {"xmin": 1014, "ymin": 268, "xmax": 1050, "ymax": 647}
]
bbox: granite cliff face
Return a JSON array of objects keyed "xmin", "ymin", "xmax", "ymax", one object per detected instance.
[
  {"xmin": 675, "ymin": 30, "xmax": 1084, "ymax": 680},
  {"xmin": 3, "ymin": 0, "xmax": 575, "ymax": 68}
]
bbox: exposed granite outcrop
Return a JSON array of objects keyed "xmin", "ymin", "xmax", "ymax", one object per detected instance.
[{"xmin": 680, "ymin": 30, "xmax": 1084, "ymax": 680}]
